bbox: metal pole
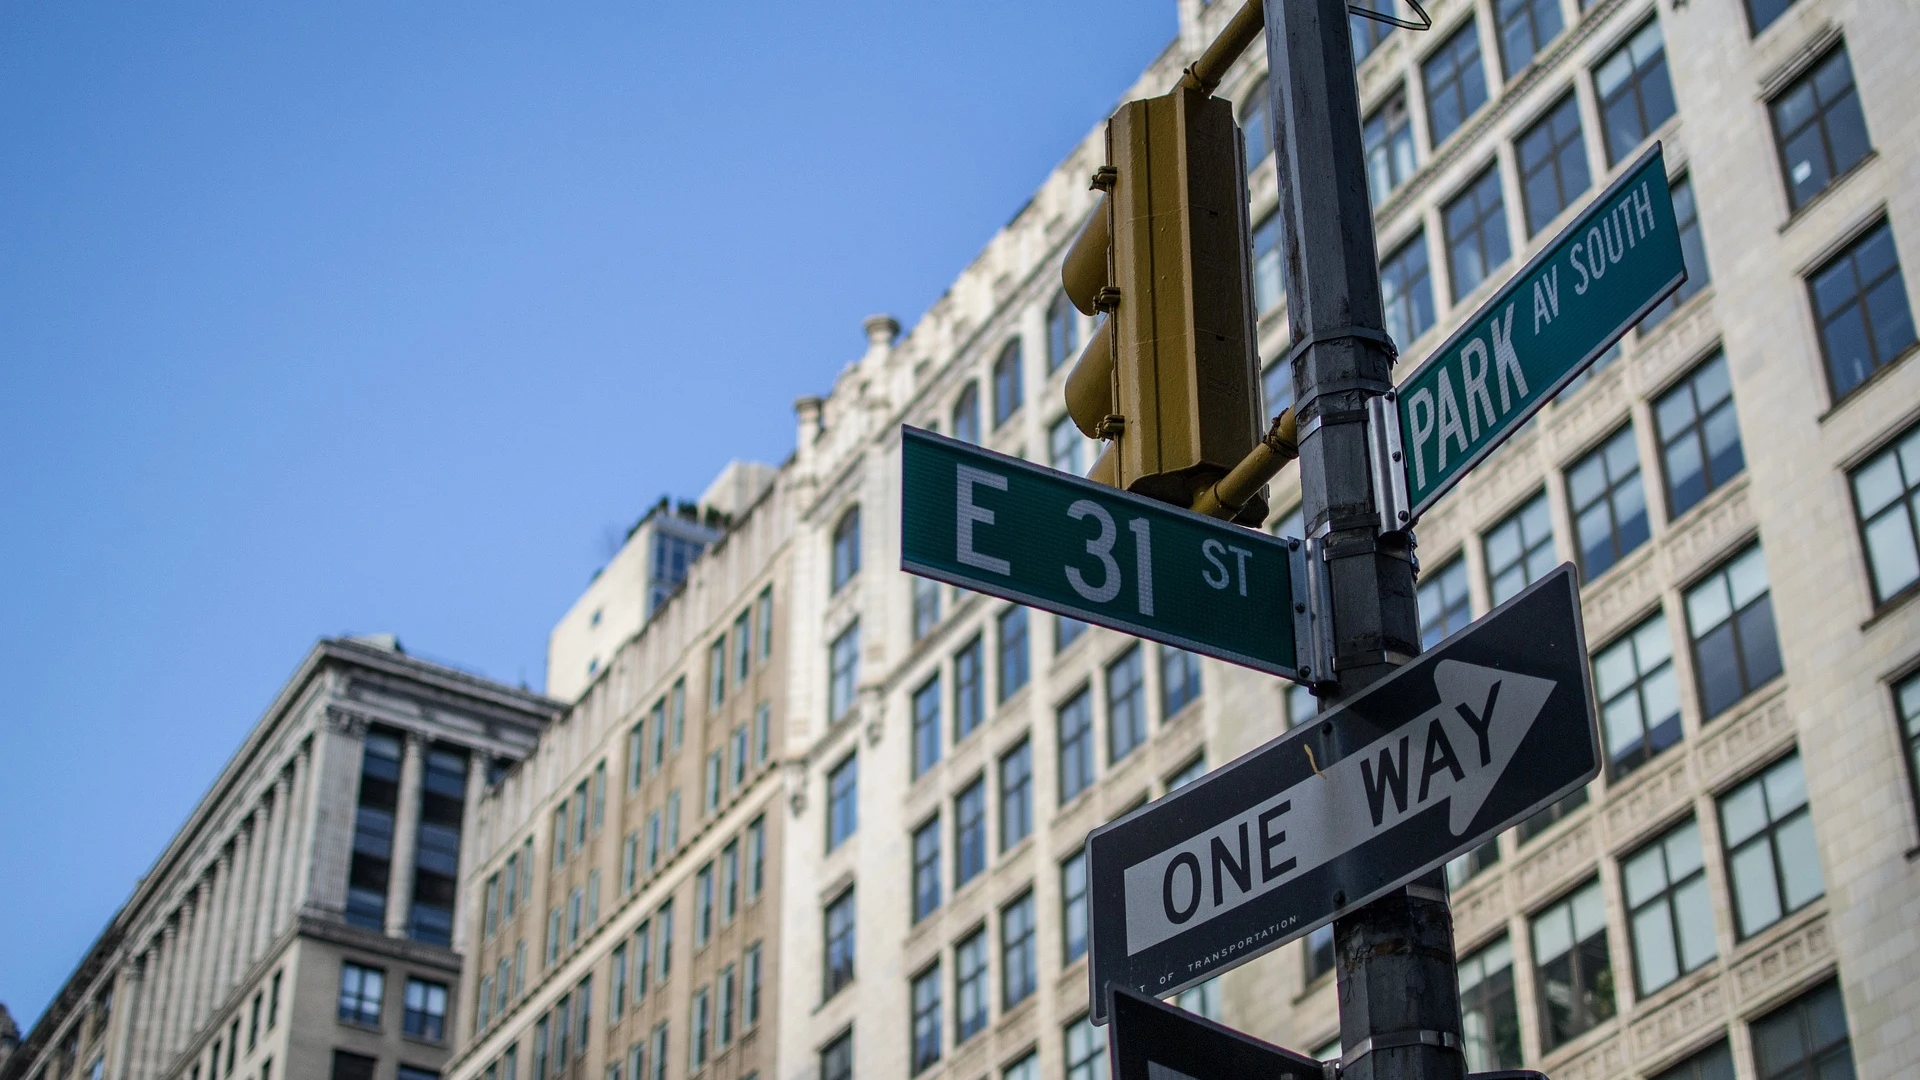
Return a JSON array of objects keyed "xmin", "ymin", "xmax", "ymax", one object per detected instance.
[{"xmin": 1261, "ymin": 3, "xmax": 1466, "ymax": 1080}]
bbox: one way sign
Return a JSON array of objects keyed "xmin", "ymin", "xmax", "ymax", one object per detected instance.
[{"xmin": 1085, "ymin": 565, "xmax": 1598, "ymax": 1021}]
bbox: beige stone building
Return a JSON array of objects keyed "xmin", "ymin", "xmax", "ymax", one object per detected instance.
[
  {"xmin": 1, "ymin": 637, "xmax": 560, "ymax": 1080},
  {"xmin": 447, "ymin": 468, "xmax": 792, "ymax": 1080}
]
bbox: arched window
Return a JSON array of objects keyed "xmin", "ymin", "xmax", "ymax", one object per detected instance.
[
  {"xmin": 952, "ymin": 383, "xmax": 980, "ymax": 444},
  {"xmin": 1046, "ymin": 292, "xmax": 1080, "ymax": 373},
  {"xmin": 993, "ymin": 339, "xmax": 1024, "ymax": 427},
  {"xmin": 831, "ymin": 507, "xmax": 861, "ymax": 592}
]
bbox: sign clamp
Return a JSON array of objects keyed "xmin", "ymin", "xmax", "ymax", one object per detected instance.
[
  {"xmin": 1287, "ymin": 538, "xmax": 1317, "ymax": 682},
  {"xmin": 1367, "ymin": 392, "xmax": 1412, "ymax": 534},
  {"xmin": 1303, "ymin": 536, "xmax": 1337, "ymax": 686}
]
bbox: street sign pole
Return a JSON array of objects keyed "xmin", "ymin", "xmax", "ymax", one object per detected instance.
[{"xmin": 1264, "ymin": 2, "xmax": 1465, "ymax": 1080}]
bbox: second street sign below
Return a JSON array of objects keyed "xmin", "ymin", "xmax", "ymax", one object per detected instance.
[
  {"xmin": 1084, "ymin": 566, "xmax": 1598, "ymax": 1022},
  {"xmin": 900, "ymin": 426, "xmax": 1308, "ymax": 680}
]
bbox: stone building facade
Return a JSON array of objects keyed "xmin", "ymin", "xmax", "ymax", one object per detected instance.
[
  {"xmin": 2, "ymin": 638, "xmax": 560, "ymax": 1080},
  {"xmin": 446, "ymin": 473, "xmax": 793, "ymax": 1080}
]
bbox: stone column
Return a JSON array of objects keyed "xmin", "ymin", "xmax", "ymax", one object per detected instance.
[
  {"xmin": 123, "ymin": 949, "xmax": 154, "ymax": 1080},
  {"xmin": 199, "ymin": 856, "xmax": 231, "ymax": 1030},
  {"xmin": 453, "ymin": 750, "xmax": 489, "ymax": 952},
  {"xmin": 217, "ymin": 834, "xmax": 246, "ymax": 1000},
  {"xmin": 384, "ymin": 732, "xmax": 426, "ymax": 938},
  {"xmin": 250, "ymin": 795, "xmax": 278, "ymax": 960},
  {"xmin": 159, "ymin": 913, "xmax": 185, "ymax": 1065},
  {"xmin": 105, "ymin": 962, "xmax": 140, "ymax": 1080},
  {"xmin": 274, "ymin": 756, "xmax": 306, "ymax": 935},
  {"xmin": 304, "ymin": 714, "xmax": 366, "ymax": 919}
]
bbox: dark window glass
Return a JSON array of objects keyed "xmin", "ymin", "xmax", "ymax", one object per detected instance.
[
  {"xmin": 1685, "ymin": 545, "xmax": 1783, "ymax": 718},
  {"xmin": 1160, "ymin": 647, "xmax": 1202, "ymax": 717},
  {"xmin": 1517, "ymin": 93, "xmax": 1590, "ymax": 236},
  {"xmin": 1350, "ymin": 0, "xmax": 1396, "ymax": 65},
  {"xmin": 1417, "ymin": 557, "xmax": 1472, "ymax": 649},
  {"xmin": 955, "ymin": 930, "xmax": 989, "ymax": 1042},
  {"xmin": 1899, "ymin": 674, "xmax": 1920, "ymax": 821},
  {"xmin": 1751, "ymin": 980, "xmax": 1854, "ymax": 1080},
  {"xmin": 1640, "ymin": 176, "xmax": 1709, "ymax": 330},
  {"xmin": 1424, "ymin": 22, "xmax": 1490, "ymax": 146},
  {"xmin": 998, "ymin": 606, "xmax": 1029, "ymax": 701},
  {"xmin": 338, "ymin": 963, "xmax": 384, "ymax": 1027},
  {"xmin": 402, "ymin": 978, "xmax": 448, "ymax": 1041},
  {"xmin": 1650, "ymin": 1041, "xmax": 1734, "ymax": 1080},
  {"xmin": 993, "ymin": 339, "xmax": 1024, "ymax": 427},
  {"xmin": 823, "ymin": 890, "xmax": 856, "ymax": 999},
  {"xmin": 1850, "ymin": 424, "xmax": 1920, "ymax": 604},
  {"xmin": 1446, "ymin": 835, "xmax": 1501, "ymax": 889},
  {"xmin": 912, "ymin": 677, "xmax": 941, "ymax": 779},
  {"xmin": 1567, "ymin": 425, "xmax": 1649, "ymax": 580},
  {"xmin": 999, "ymin": 740, "xmax": 1033, "ymax": 851},
  {"xmin": 1241, "ymin": 78, "xmax": 1272, "ymax": 175},
  {"xmin": 1364, "ymin": 91, "xmax": 1417, "ymax": 206},
  {"xmin": 1001, "ymin": 892, "xmax": 1038, "ymax": 1008},
  {"xmin": 1656, "ymin": 353, "xmax": 1743, "ymax": 518},
  {"xmin": 826, "ymin": 753, "xmax": 857, "ymax": 851},
  {"xmin": 1720, "ymin": 754, "xmax": 1822, "ymax": 938},
  {"xmin": 1519, "ymin": 786, "xmax": 1589, "ymax": 843},
  {"xmin": 1046, "ymin": 292, "xmax": 1080, "ymax": 373},
  {"xmin": 1496, "ymin": 0, "xmax": 1563, "ymax": 78},
  {"xmin": 346, "ymin": 732, "xmax": 402, "ymax": 931},
  {"xmin": 1445, "ymin": 165, "xmax": 1511, "ymax": 301},
  {"xmin": 1065, "ymin": 1015, "xmax": 1106, "ymax": 1080},
  {"xmin": 1254, "ymin": 212, "xmax": 1285, "ymax": 314},
  {"xmin": 1305, "ymin": 924, "xmax": 1335, "ymax": 982},
  {"xmin": 1531, "ymin": 878, "xmax": 1615, "ymax": 1050},
  {"xmin": 1484, "ymin": 491, "xmax": 1555, "ymax": 604},
  {"xmin": 955, "ymin": 777, "xmax": 987, "ymax": 887},
  {"xmin": 831, "ymin": 508, "xmax": 861, "ymax": 591},
  {"xmin": 1595, "ymin": 613, "xmax": 1681, "ymax": 779},
  {"xmin": 820, "ymin": 1030, "xmax": 853, "ymax": 1080},
  {"xmin": 1382, "ymin": 234, "xmax": 1436, "ymax": 348},
  {"xmin": 1107, "ymin": 646, "xmax": 1147, "ymax": 763},
  {"xmin": 1061, "ymin": 850, "xmax": 1089, "ymax": 963},
  {"xmin": 1623, "ymin": 818, "xmax": 1716, "ymax": 995},
  {"xmin": 954, "ymin": 637, "xmax": 985, "ymax": 741},
  {"xmin": 1810, "ymin": 221, "xmax": 1915, "ymax": 400},
  {"xmin": 1059, "ymin": 688, "xmax": 1095, "ymax": 803},
  {"xmin": 1595, "ymin": 20, "xmax": 1675, "ymax": 164},
  {"xmin": 1745, "ymin": 0, "xmax": 1796, "ymax": 36},
  {"xmin": 952, "ymin": 383, "xmax": 980, "ymax": 444},
  {"xmin": 1458, "ymin": 937, "xmax": 1522, "ymax": 1072},
  {"xmin": 1055, "ymin": 614, "xmax": 1087, "ymax": 654},
  {"xmin": 331, "ymin": 1052, "xmax": 377, "ymax": 1080},
  {"xmin": 1771, "ymin": 48, "xmax": 1872, "ymax": 211},
  {"xmin": 911, "ymin": 964, "xmax": 942, "ymax": 1074},
  {"xmin": 829, "ymin": 622, "xmax": 859, "ymax": 722}
]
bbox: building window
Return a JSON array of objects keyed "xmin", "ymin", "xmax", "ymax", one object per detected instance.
[
  {"xmin": 819, "ymin": 1030, "xmax": 853, "ymax": 1080},
  {"xmin": 1752, "ymin": 980, "xmax": 1854, "ymax": 1080},
  {"xmin": 1623, "ymin": 817, "xmax": 1716, "ymax": 996},
  {"xmin": 651, "ymin": 1023, "xmax": 670, "ymax": 1080},
  {"xmin": 1771, "ymin": 47, "xmax": 1872, "ymax": 212},
  {"xmin": 718, "ymin": 964, "xmax": 736, "ymax": 1047},
  {"xmin": 747, "ymin": 816, "xmax": 766, "ymax": 899},
  {"xmin": 704, "ymin": 751, "xmax": 723, "ymax": 815},
  {"xmin": 745, "ymin": 942, "xmax": 764, "ymax": 1027},
  {"xmin": 1050, "ymin": 414, "xmax": 1086, "ymax": 477},
  {"xmin": 1004, "ymin": 1053, "xmax": 1039, "ymax": 1080},
  {"xmin": 1656, "ymin": 352, "xmax": 1743, "ymax": 518},
  {"xmin": 954, "ymin": 636, "xmax": 985, "ymax": 741},
  {"xmin": 1651, "ymin": 1041, "xmax": 1734, "ymax": 1080},
  {"xmin": 823, "ymin": 889, "xmax": 857, "ymax": 999},
  {"xmin": 1254, "ymin": 211, "xmax": 1284, "ymax": 314},
  {"xmin": 1047, "ymin": 291, "xmax": 1080, "ymax": 373},
  {"xmin": 829, "ymin": 622, "xmax": 859, "ymax": 723},
  {"xmin": 1520, "ymin": 786, "xmax": 1589, "ymax": 842},
  {"xmin": 1496, "ymin": 0, "xmax": 1562, "ymax": 78},
  {"xmin": 1899, "ymin": 674, "xmax": 1920, "ymax": 821},
  {"xmin": 1745, "ymin": 0, "xmax": 1797, "ymax": 36},
  {"xmin": 1517, "ymin": 92, "xmax": 1589, "ymax": 236},
  {"xmin": 1852, "ymin": 426, "xmax": 1920, "ymax": 605},
  {"xmin": 695, "ymin": 863, "xmax": 714, "ymax": 947},
  {"xmin": 826, "ymin": 752, "xmax": 857, "ymax": 850},
  {"xmin": 912, "ymin": 676, "xmax": 941, "ymax": 779},
  {"xmin": 1262, "ymin": 359, "xmax": 1294, "ymax": 421},
  {"xmin": 690, "ymin": 987, "xmax": 710, "ymax": 1069},
  {"xmin": 1064, "ymin": 1015, "xmax": 1107, "ymax": 1080},
  {"xmin": 401, "ymin": 978, "xmax": 448, "ymax": 1041},
  {"xmin": 1417, "ymin": 556, "xmax": 1473, "ymax": 649},
  {"xmin": 1241, "ymin": 76, "xmax": 1272, "ymax": 173},
  {"xmin": 1175, "ymin": 977, "xmax": 1221, "ymax": 1020},
  {"xmin": 1484, "ymin": 491, "xmax": 1554, "ymax": 605},
  {"xmin": 1058, "ymin": 688, "xmax": 1095, "ymax": 803},
  {"xmin": 1001, "ymin": 891, "xmax": 1037, "ymax": 1008},
  {"xmin": 1445, "ymin": 164, "xmax": 1510, "ymax": 301},
  {"xmin": 955, "ymin": 929, "xmax": 989, "ymax": 1042},
  {"xmin": 1424, "ymin": 20, "xmax": 1489, "ymax": 147},
  {"xmin": 1589, "ymin": 606, "xmax": 1683, "ymax": 784},
  {"xmin": 953, "ymin": 383, "xmax": 981, "ymax": 444},
  {"xmin": 1364, "ymin": 90, "xmax": 1417, "ymax": 206},
  {"xmin": 1446, "ymin": 836, "xmax": 1501, "ymax": 889},
  {"xmin": 1531, "ymin": 878, "xmax": 1615, "ymax": 1050},
  {"xmin": 1061, "ymin": 850, "xmax": 1089, "ymax": 963},
  {"xmin": 993, "ymin": 338, "xmax": 1025, "ymax": 427},
  {"xmin": 1160, "ymin": 648, "xmax": 1201, "ymax": 718},
  {"xmin": 730, "ymin": 725, "xmax": 748, "ymax": 789},
  {"xmin": 1721, "ymin": 753, "xmax": 1822, "ymax": 938},
  {"xmin": 1567, "ymin": 425, "xmax": 1649, "ymax": 580},
  {"xmin": 338, "ymin": 962, "xmax": 384, "ymax": 1027},
  {"xmin": 998, "ymin": 606, "xmax": 1030, "ymax": 701},
  {"xmin": 1107, "ymin": 646, "xmax": 1147, "ymax": 763},
  {"xmin": 710, "ymin": 637, "xmax": 727, "ymax": 708},
  {"xmin": 912, "ymin": 816, "xmax": 942, "ymax": 922},
  {"xmin": 831, "ymin": 507, "xmax": 861, "ymax": 592},
  {"xmin": 657, "ymin": 900, "xmax": 675, "ymax": 982},
  {"xmin": 757, "ymin": 586, "xmax": 774, "ymax": 658},
  {"xmin": 1055, "ymin": 614, "xmax": 1087, "ymax": 654},
  {"xmin": 1686, "ymin": 545, "xmax": 1783, "ymax": 718},
  {"xmin": 331, "ymin": 1052, "xmax": 378, "ymax": 1080},
  {"xmin": 346, "ymin": 732, "xmax": 401, "ymax": 931},
  {"xmin": 1640, "ymin": 176, "xmax": 1710, "ymax": 330},
  {"xmin": 999, "ymin": 739, "xmax": 1033, "ymax": 851},
  {"xmin": 611, "ymin": 943, "xmax": 628, "ymax": 1016},
  {"xmin": 1595, "ymin": 19, "xmax": 1675, "ymax": 165},
  {"xmin": 911, "ymin": 964, "xmax": 943, "ymax": 1074},
  {"xmin": 1381, "ymin": 233, "xmax": 1435, "ymax": 349},
  {"xmin": 1458, "ymin": 936, "xmax": 1521, "ymax": 1072},
  {"xmin": 1811, "ymin": 220, "xmax": 1916, "ymax": 401},
  {"xmin": 1305, "ymin": 924, "xmax": 1335, "ymax": 983},
  {"xmin": 955, "ymin": 776, "xmax": 987, "ymax": 887}
]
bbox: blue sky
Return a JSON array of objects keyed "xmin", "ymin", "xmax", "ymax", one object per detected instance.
[{"xmin": 0, "ymin": 1, "xmax": 1178, "ymax": 1027}]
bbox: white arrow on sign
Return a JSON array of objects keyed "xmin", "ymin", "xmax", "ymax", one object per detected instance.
[{"xmin": 1121, "ymin": 660, "xmax": 1555, "ymax": 954}]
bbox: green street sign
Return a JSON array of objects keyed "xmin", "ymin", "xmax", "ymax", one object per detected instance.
[
  {"xmin": 901, "ymin": 426, "xmax": 1309, "ymax": 681},
  {"xmin": 1394, "ymin": 143, "xmax": 1685, "ymax": 520}
]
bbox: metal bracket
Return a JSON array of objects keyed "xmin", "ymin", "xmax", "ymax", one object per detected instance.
[
  {"xmin": 1338, "ymin": 1028, "xmax": 1464, "ymax": 1072},
  {"xmin": 1286, "ymin": 537, "xmax": 1316, "ymax": 683},
  {"xmin": 1367, "ymin": 393, "xmax": 1413, "ymax": 534},
  {"xmin": 1303, "ymin": 536, "xmax": 1338, "ymax": 687}
]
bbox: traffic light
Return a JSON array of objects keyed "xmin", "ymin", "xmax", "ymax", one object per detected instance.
[{"xmin": 1061, "ymin": 83, "xmax": 1267, "ymax": 524}]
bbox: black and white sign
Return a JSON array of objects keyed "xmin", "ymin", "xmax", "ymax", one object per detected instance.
[
  {"xmin": 1106, "ymin": 986, "xmax": 1324, "ymax": 1080},
  {"xmin": 1085, "ymin": 565, "xmax": 1598, "ymax": 1022}
]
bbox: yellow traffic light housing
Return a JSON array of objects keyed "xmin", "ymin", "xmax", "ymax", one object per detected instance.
[{"xmin": 1060, "ymin": 84, "xmax": 1267, "ymax": 524}]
